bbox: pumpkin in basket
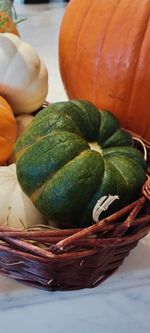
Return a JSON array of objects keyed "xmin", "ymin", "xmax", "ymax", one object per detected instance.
[
  {"xmin": 15, "ymin": 114, "xmax": 34, "ymax": 139},
  {"xmin": 0, "ymin": 33, "xmax": 48, "ymax": 115},
  {"xmin": 0, "ymin": 163, "xmax": 46, "ymax": 229},
  {"xmin": 59, "ymin": 0, "xmax": 150, "ymax": 143},
  {"xmin": 7, "ymin": 114, "xmax": 34, "ymax": 164},
  {"xmin": 0, "ymin": 96, "xmax": 17, "ymax": 164},
  {"xmin": 14, "ymin": 100, "xmax": 147, "ymax": 228}
]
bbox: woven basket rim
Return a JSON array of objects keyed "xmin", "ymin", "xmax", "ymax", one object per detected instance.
[{"xmin": 0, "ymin": 112, "xmax": 150, "ymax": 290}]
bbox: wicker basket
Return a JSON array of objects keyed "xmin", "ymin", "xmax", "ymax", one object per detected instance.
[{"xmin": 0, "ymin": 115, "xmax": 150, "ymax": 291}]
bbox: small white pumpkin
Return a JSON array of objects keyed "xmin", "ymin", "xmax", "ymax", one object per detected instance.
[
  {"xmin": 15, "ymin": 114, "xmax": 34, "ymax": 139},
  {"xmin": 0, "ymin": 33, "xmax": 48, "ymax": 115},
  {"xmin": 8, "ymin": 114, "xmax": 34, "ymax": 164},
  {"xmin": 0, "ymin": 163, "xmax": 47, "ymax": 229}
]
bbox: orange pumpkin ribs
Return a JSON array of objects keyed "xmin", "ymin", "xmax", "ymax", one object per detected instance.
[
  {"xmin": 0, "ymin": 96, "xmax": 17, "ymax": 164},
  {"xmin": 59, "ymin": 0, "xmax": 150, "ymax": 142}
]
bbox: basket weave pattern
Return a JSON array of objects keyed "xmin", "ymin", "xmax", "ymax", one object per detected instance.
[
  {"xmin": 0, "ymin": 131, "xmax": 150, "ymax": 291},
  {"xmin": 0, "ymin": 195, "xmax": 149, "ymax": 290}
]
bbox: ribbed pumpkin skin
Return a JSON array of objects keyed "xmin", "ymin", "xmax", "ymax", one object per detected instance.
[
  {"xmin": 59, "ymin": 0, "xmax": 150, "ymax": 142},
  {"xmin": 0, "ymin": 96, "xmax": 17, "ymax": 163},
  {"xmin": 15, "ymin": 101, "xmax": 147, "ymax": 228}
]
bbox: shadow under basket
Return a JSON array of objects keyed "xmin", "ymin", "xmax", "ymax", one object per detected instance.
[{"xmin": 0, "ymin": 130, "xmax": 150, "ymax": 291}]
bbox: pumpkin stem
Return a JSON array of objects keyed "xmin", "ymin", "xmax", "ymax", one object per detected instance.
[
  {"xmin": 92, "ymin": 195, "xmax": 119, "ymax": 222},
  {"xmin": 0, "ymin": 0, "xmax": 14, "ymax": 18},
  {"xmin": 14, "ymin": 17, "xmax": 27, "ymax": 26},
  {"xmin": 0, "ymin": 0, "xmax": 26, "ymax": 27}
]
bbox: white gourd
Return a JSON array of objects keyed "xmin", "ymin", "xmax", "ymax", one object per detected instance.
[
  {"xmin": 0, "ymin": 163, "xmax": 47, "ymax": 229},
  {"xmin": 15, "ymin": 114, "xmax": 34, "ymax": 139},
  {"xmin": 8, "ymin": 114, "xmax": 34, "ymax": 164},
  {"xmin": 0, "ymin": 33, "xmax": 48, "ymax": 115}
]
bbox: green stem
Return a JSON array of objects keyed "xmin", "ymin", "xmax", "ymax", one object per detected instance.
[
  {"xmin": 14, "ymin": 18, "xmax": 27, "ymax": 26},
  {"xmin": 0, "ymin": 0, "xmax": 16, "ymax": 19}
]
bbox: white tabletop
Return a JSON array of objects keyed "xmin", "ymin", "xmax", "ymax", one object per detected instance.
[{"xmin": 0, "ymin": 2, "xmax": 150, "ymax": 332}]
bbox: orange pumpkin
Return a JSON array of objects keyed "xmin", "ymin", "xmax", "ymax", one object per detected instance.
[
  {"xmin": 0, "ymin": 11, "xmax": 19, "ymax": 35},
  {"xmin": 59, "ymin": 0, "xmax": 150, "ymax": 143},
  {"xmin": 0, "ymin": 96, "xmax": 17, "ymax": 164}
]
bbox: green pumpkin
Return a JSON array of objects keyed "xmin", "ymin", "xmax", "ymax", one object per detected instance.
[{"xmin": 14, "ymin": 100, "xmax": 147, "ymax": 228}]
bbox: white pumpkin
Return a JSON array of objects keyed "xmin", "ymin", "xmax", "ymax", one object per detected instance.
[
  {"xmin": 0, "ymin": 33, "xmax": 48, "ymax": 115},
  {"xmin": 8, "ymin": 114, "xmax": 34, "ymax": 164},
  {"xmin": 0, "ymin": 163, "xmax": 47, "ymax": 229},
  {"xmin": 15, "ymin": 114, "xmax": 34, "ymax": 139}
]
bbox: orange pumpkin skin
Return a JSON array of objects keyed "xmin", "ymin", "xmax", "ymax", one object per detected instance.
[
  {"xmin": 0, "ymin": 96, "xmax": 17, "ymax": 164},
  {"xmin": 0, "ymin": 11, "xmax": 19, "ymax": 35},
  {"xmin": 59, "ymin": 0, "xmax": 150, "ymax": 142}
]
